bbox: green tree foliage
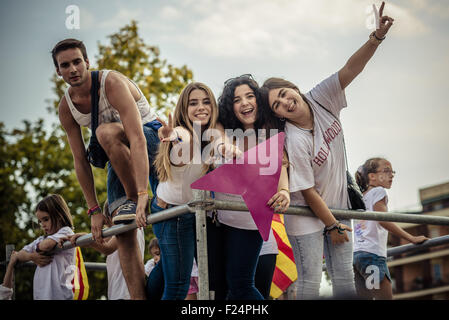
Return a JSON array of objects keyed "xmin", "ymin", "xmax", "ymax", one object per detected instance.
[
  {"xmin": 0, "ymin": 20, "xmax": 193, "ymax": 299},
  {"xmin": 97, "ymin": 20, "xmax": 193, "ymax": 115}
]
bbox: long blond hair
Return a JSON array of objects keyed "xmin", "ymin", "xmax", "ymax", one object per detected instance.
[{"xmin": 154, "ymin": 82, "xmax": 218, "ymax": 182}]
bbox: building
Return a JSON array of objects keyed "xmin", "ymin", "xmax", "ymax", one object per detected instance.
[{"xmin": 388, "ymin": 181, "xmax": 449, "ymax": 299}]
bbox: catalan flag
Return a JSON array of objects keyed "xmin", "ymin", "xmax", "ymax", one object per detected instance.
[
  {"xmin": 72, "ymin": 247, "xmax": 89, "ymax": 300},
  {"xmin": 270, "ymin": 214, "xmax": 297, "ymax": 299}
]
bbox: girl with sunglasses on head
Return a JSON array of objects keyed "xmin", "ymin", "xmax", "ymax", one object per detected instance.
[
  {"xmin": 353, "ymin": 158, "xmax": 428, "ymax": 299},
  {"xmin": 207, "ymin": 74, "xmax": 290, "ymax": 300},
  {"xmin": 259, "ymin": 1, "xmax": 395, "ymax": 300}
]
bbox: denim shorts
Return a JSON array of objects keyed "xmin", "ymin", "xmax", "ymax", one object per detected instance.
[
  {"xmin": 107, "ymin": 120, "xmax": 161, "ymax": 214},
  {"xmin": 353, "ymin": 251, "xmax": 391, "ymax": 283}
]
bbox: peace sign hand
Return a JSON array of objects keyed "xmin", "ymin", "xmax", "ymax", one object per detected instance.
[
  {"xmin": 375, "ymin": 1, "xmax": 394, "ymax": 39},
  {"xmin": 157, "ymin": 114, "xmax": 178, "ymax": 143}
]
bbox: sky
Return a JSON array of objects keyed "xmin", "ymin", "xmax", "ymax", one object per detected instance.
[{"xmin": 1, "ymin": 0, "xmax": 448, "ymax": 212}]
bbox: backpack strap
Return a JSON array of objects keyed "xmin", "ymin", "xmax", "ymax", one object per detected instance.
[{"xmin": 90, "ymin": 71, "xmax": 100, "ymax": 135}]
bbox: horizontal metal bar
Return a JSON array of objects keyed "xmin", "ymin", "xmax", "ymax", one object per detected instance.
[
  {"xmin": 1, "ymin": 260, "xmax": 107, "ymax": 271},
  {"xmin": 387, "ymin": 235, "xmax": 449, "ymax": 257},
  {"xmin": 57, "ymin": 204, "xmax": 192, "ymax": 252},
  {"xmin": 3, "ymin": 235, "xmax": 449, "ymax": 272},
  {"xmin": 213, "ymin": 200, "xmax": 449, "ymax": 226}
]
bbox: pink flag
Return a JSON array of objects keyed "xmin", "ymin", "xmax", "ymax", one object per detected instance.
[{"xmin": 191, "ymin": 132, "xmax": 285, "ymax": 240}]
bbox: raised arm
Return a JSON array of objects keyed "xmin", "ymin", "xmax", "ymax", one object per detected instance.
[{"xmin": 338, "ymin": 1, "xmax": 394, "ymax": 89}]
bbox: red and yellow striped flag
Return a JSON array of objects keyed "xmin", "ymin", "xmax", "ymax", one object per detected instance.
[
  {"xmin": 72, "ymin": 247, "xmax": 89, "ymax": 300},
  {"xmin": 270, "ymin": 214, "xmax": 297, "ymax": 299}
]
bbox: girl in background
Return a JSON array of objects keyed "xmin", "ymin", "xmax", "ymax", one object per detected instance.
[
  {"xmin": 0, "ymin": 194, "xmax": 75, "ymax": 300},
  {"xmin": 354, "ymin": 157, "xmax": 428, "ymax": 299}
]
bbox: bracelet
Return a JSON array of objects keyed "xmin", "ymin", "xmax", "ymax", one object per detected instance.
[
  {"xmin": 323, "ymin": 221, "xmax": 340, "ymax": 235},
  {"xmin": 373, "ymin": 31, "xmax": 386, "ymax": 41},
  {"xmin": 369, "ymin": 31, "xmax": 384, "ymax": 45},
  {"xmin": 87, "ymin": 205, "xmax": 101, "ymax": 217},
  {"xmin": 279, "ymin": 188, "xmax": 289, "ymax": 194},
  {"xmin": 138, "ymin": 191, "xmax": 148, "ymax": 196}
]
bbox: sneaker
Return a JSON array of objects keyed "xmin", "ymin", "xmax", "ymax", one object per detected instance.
[{"xmin": 112, "ymin": 199, "xmax": 137, "ymax": 224}]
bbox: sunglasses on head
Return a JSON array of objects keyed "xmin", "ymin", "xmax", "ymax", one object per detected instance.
[{"xmin": 224, "ymin": 74, "xmax": 254, "ymax": 86}]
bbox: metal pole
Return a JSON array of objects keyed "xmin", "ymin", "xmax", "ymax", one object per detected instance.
[
  {"xmin": 5, "ymin": 244, "xmax": 15, "ymax": 300},
  {"xmin": 56, "ymin": 205, "xmax": 192, "ymax": 251},
  {"xmin": 387, "ymin": 235, "xmax": 449, "ymax": 257},
  {"xmin": 192, "ymin": 189, "xmax": 210, "ymax": 300},
  {"xmin": 213, "ymin": 200, "xmax": 449, "ymax": 226}
]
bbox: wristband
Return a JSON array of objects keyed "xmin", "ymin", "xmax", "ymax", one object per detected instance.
[
  {"xmin": 323, "ymin": 221, "xmax": 341, "ymax": 235},
  {"xmin": 369, "ymin": 31, "xmax": 384, "ymax": 45},
  {"xmin": 87, "ymin": 205, "xmax": 101, "ymax": 217}
]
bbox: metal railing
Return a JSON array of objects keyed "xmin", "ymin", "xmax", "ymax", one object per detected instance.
[{"xmin": 3, "ymin": 189, "xmax": 449, "ymax": 300}]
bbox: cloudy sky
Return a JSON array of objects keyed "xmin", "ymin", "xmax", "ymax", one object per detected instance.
[{"xmin": 1, "ymin": 0, "xmax": 448, "ymax": 212}]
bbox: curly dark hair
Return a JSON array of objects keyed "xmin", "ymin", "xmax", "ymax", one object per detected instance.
[{"xmin": 217, "ymin": 76, "xmax": 266, "ymax": 131}]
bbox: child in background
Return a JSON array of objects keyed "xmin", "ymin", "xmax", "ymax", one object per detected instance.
[
  {"xmin": 144, "ymin": 237, "xmax": 199, "ymax": 300},
  {"xmin": 0, "ymin": 194, "xmax": 75, "ymax": 300},
  {"xmin": 185, "ymin": 259, "xmax": 199, "ymax": 300},
  {"xmin": 354, "ymin": 157, "xmax": 428, "ymax": 299},
  {"xmin": 65, "ymin": 202, "xmax": 145, "ymax": 300},
  {"xmin": 144, "ymin": 238, "xmax": 161, "ymax": 277}
]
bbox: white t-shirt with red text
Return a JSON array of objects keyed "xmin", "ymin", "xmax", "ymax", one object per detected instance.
[{"xmin": 284, "ymin": 72, "xmax": 348, "ymax": 236}]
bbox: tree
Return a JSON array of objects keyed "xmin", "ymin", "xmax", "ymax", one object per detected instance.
[
  {"xmin": 0, "ymin": 20, "xmax": 193, "ymax": 299},
  {"xmin": 96, "ymin": 20, "xmax": 193, "ymax": 115}
]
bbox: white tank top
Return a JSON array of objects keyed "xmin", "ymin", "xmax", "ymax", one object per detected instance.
[
  {"xmin": 156, "ymin": 163, "xmax": 204, "ymax": 206},
  {"xmin": 64, "ymin": 70, "xmax": 157, "ymax": 129}
]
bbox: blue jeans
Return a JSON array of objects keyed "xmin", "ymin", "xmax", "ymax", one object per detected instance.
[
  {"xmin": 207, "ymin": 219, "xmax": 264, "ymax": 300},
  {"xmin": 288, "ymin": 219, "xmax": 356, "ymax": 299},
  {"xmin": 107, "ymin": 120, "xmax": 161, "ymax": 214},
  {"xmin": 146, "ymin": 197, "xmax": 196, "ymax": 300}
]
